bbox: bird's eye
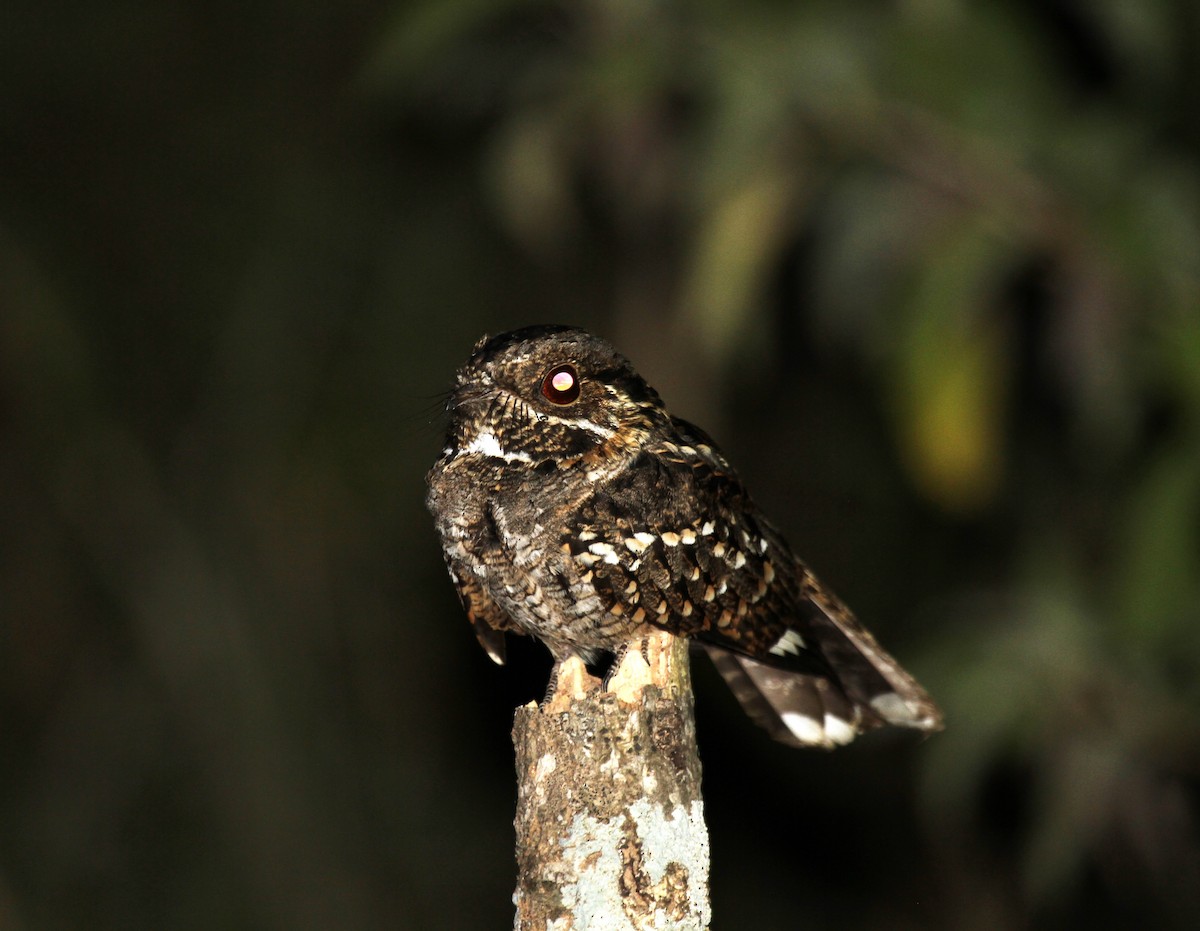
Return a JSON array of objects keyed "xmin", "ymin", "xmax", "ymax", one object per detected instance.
[{"xmin": 541, "ymin": 363, "xmax": 580, "ymax": 405}]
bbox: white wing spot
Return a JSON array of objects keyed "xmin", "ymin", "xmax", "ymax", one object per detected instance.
[
  {"xmin": 680, "ymin": 529, "xmax": 697, "ymax": 545},
  {"xmin": 588, "ymin": 542, "xmax": 621, "ymax": 565},
  {"xmin": 660, "ymin": 532, "xmax": 680, "ymax": 547},
  {"xmin": 768, "ymin": 629, "xmax": 806, "ymax": 657}
]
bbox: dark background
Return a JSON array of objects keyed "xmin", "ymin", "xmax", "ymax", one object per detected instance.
[{"xmin": 3, "ymin": 1, "xmax": 1199, "ymax": 928}]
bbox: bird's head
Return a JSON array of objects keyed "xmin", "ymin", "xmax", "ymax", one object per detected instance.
[{"xmin": 443, "ymin": 325, "xmax": 667, "ymax": 467}]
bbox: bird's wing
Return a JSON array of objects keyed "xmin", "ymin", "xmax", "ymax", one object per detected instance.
[
  {"xmin": 562, "ymin": 418, "xmax": 941, "ymax": 747},
  {"xmin": 445, "ymin": 561, "xmax": 520, "ymax": 666}
]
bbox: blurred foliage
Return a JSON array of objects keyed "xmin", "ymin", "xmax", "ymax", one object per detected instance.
[{"xmin": 2, "ymin": 0, "xmax": 1199, "ymax": 929}]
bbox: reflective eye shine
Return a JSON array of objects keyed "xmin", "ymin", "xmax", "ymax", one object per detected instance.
[{"xmin": 541, "ymin": 363, "xmax": 581, "ymax": 404}]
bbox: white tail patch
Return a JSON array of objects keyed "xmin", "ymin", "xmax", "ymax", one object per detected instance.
[
  {"xmin": 781, "ymin": 711, "xmax": 858, "ymax": 748},
  {"xmin": 870, "ymin": 692, "xmax": 940, "ymax": 728},
  {"xmin": 781, "ymin": 712, "xmax": 824, "ymax": 745},
  {"xmin": 823, "ymin": 713, "xmax": 858, "ymax": 746}
]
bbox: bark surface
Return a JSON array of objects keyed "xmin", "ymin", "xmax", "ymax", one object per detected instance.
[{"xmin": 512, "ymin": 632, "xmax": 710, "ymax": 931}]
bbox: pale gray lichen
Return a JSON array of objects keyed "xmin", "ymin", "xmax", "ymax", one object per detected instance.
[{"xmin": 548, "ymin": 800, "xmax": 710, "ymax": 931}]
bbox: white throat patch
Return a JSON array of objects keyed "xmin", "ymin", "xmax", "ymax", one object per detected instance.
[{"xmin": 463, "ymin": 432, "xmax": 533, "ymax": 463}]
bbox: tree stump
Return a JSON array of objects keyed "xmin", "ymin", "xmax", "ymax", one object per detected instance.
[{"xmin": 512, "ymin": 630, "xmax": 711, "ymax": 930}]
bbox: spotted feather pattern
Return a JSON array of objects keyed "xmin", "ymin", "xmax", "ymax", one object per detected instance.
[{"xmin": 427, "ymin": 326, "xmax": 943, "ymax": 748}]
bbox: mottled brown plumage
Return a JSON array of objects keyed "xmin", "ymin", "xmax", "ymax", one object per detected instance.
[{"xmin": 426, "ymin": 325, "xmax": 943, "ymax": 748}]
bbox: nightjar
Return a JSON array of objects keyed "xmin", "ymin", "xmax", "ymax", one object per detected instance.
[{"xmin": 426, "ymin": 325, "xmax": 943, "ymax": 748}]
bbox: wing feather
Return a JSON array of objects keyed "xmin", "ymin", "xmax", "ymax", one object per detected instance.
[
  {"xmin": 447, "ymin": 565, "xmax": 519, "ymax": 665},
  {"xmin": 564, "ymin": 418, "xmax": 942, "ymax": 745}
]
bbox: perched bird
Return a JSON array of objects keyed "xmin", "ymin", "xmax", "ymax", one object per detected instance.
[{"xmin": 426, "ymin": 325, "xmax": 942, "ymax": 748}]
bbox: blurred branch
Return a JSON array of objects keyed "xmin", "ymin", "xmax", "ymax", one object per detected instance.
[{"xmin": 512, "ymin": 632, "xmax": 711, "ymax": 930}]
